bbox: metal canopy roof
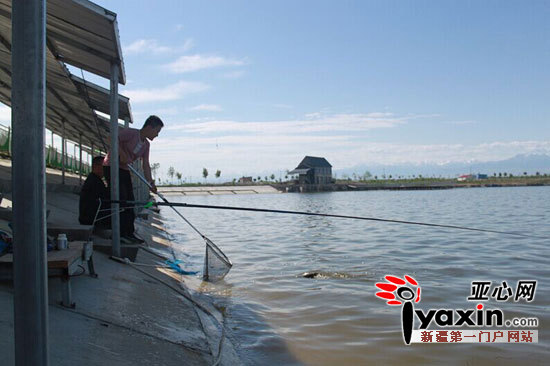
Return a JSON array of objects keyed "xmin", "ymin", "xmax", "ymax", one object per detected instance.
[
  {"xmin": 45, "ymin": 0, "xmax": 125, "ymax": 84},
  {"xmin": 70, "ymin": 74, "xmax": 132, "ymax": 123},
  {"xmin": 0, "ymin": 0, "xmax": 129, "ymax": 150}
]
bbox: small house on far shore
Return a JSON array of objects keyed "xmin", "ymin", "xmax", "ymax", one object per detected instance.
[
  {"xmin": 238, "ymin": 176, "xmax": 253, "ymax": 184},
  {"xmin": 289, "ymin": 156, "xmax": 332, "ymax": 184}
]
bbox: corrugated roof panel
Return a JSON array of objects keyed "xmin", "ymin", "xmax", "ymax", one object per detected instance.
[
  {"xmin": 47, "ymin": 0, "xmax": 115, "ymax": 38},
  {"xmin": 46, "ymin": 0, "xmax": 125, "ymax": 84},
  {"xmin": 0, "ymin": 0, "xmax": 128, "ymax": 149},
  {"xmin": 0, "ymin": 0, "xmax": 125, "ymax": 84},
  {"xmin": 70, "ymin": 74, "xmax": 132, "ymax": 123}
]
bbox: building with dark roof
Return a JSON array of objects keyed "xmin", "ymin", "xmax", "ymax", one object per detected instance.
[{"xmin": 289, "ymin": 156, "xmax": 332, "ymax": 184}]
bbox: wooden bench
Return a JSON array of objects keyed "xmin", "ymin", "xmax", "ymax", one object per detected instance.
[
  {"xmin": 0, "ymin": 240, "xmax": 96, "ymax": 308},
  {"xmin": 47, "ymin": 225, "xmax": 94, "ymax": 241}
]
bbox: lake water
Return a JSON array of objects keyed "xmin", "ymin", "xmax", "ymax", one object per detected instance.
[{"xmin": 161, "ymin": 186, "xmax": 549, "ymax": 365}]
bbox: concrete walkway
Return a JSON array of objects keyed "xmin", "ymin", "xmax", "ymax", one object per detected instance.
[{"xmin": 0, "ymin": 160, "xmax": 241, "ymax": 365}]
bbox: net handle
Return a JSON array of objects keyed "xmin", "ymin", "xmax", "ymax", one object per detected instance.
[
  {"xmin": 128, "ymin": 165, "xmax": 206, "ymax": 238},
  {"xmin": 128, "ymin": 165, "xmax": 232, "ymax": 281}
]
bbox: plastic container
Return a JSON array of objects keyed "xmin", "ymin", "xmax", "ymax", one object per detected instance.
[
  {"xmin": 83, "ymin": 239, "xmax": 93, "ymax": 260},
  {"xmin": 57, "ymin": 233, "xmax": 68, "ymax": 250}
]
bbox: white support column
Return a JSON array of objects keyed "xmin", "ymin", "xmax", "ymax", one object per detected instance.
[{"xmin": 61, "ymin": 120, "xmax": 65, "ymax": 185}]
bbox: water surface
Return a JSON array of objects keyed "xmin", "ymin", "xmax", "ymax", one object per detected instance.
[{"xmin": 161, "ymin": 186, "xmax": 549, "ymax": 365}]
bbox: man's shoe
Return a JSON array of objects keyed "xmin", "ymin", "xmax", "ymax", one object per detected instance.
[
  {"xmin": 127, "ymin": 233, "xmax": 145, "ymax": 244},
  {"xmin": 120, "ymin": 236, "xmax": 134, "ymax": 244}
]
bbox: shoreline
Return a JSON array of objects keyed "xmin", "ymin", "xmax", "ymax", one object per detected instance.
[
  {"xmin": 156, "ymin": 179, "xmax": 550, "ymax": 195},
  {"xmin": 0, "ymin": 160, "xmax": 242, "ymax": 365}
]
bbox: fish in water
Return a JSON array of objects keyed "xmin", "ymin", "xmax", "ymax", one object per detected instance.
[
  {"xmin": 302, "ymin": 272, "xmax": 321, "ymax": 279},
  {"xmin": 301, "ymin": 270, "xmax": 371, "ymax": 280}
]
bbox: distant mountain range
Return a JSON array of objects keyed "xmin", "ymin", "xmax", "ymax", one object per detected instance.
[{"xmin": 334, "ymin": 154, "xmax": 550, "ymax": 178}]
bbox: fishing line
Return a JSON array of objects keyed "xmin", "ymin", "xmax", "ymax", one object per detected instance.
[
  {"xmin": 106, "ymin": 199, "xmax": 545, "ymax": 239},
  {"xmin": 126, "ymin": 165, "xmax": 232, "ymax": 281},
  {"xmin": 92, "ymin": 206, "xmax": 146, "ymax": 223},
  {"xmin": 91, "ymin": 199, "xmax": 148, "ymax": 224},
  {"xmin": 127, "ymin": 166, "xmax": 208, "ymax": 240}
]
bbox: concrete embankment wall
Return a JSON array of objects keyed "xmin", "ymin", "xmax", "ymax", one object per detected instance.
[
  {"xmin": 276, "ymin": 182, "xmax": 458, "ymax": 193},
  {"xmin": 0, "ymin": 160, "xmax": 241, "ymax": 365},
  {"xmin": 158, "ymin": 185, "xmax": 281, "ymax": 196},
  {"xmin": 273, "ymin": 181, "xmax": 549, "ymax": 193}
]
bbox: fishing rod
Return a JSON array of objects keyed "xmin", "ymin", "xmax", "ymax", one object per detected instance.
[
  {"xmin": 107, "ymin": 198, "xmax": 545, "ymax": 240},
  {"xmin": 127, "ymin": 165, "xmax": 206, "ymax": 240},
  {"xmin": 127, "ymin": 165, "xmax": 232, "ymax": 278}
]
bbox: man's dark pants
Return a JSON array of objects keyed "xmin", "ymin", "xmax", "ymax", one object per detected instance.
[{"xmin": 103, "ymin": 166, "xmax": 135, "ymax": 237}]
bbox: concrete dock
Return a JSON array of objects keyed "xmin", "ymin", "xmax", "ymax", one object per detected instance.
[{"xmin": 0, "ymin": 160, "xmax": 241, "ymax": 365}]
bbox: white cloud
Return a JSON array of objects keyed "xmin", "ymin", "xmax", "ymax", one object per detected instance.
[
  {"xmin": 124, "ymin": 81, "xmax": 210, "ymax": 103},
  {"xmin": 124, "ymin": 38, "xmax": 194, "ymax": 55},
  {"xmin": 443, "ymin": 120, "xmax": 477, "ymax": 125},
  {"xmin": 329, "ymin": 141, "xmax": 550, "ymax": 168},
  {"xmin": 165, "ymin": 54, "xmax": 246, "ymax": 73},
  {"xmin": 133, "ymin": 107, "xmax": 180, "ymax": 118},
  {"xmin": 149, "ymin": 136, "xmax": 550, "ymax": 178},
  {"xmin": 154, "ymin": 134, "xmax": 350, "ymax": 151},
  {"xmin": 188, "ymin": 104, "xmax": 223, "ymax": 112},
  {"xmin": 304, "ymin": 112, "xmax": 322, "ymax": 119},
  {"xmin": 182, "ymin": 38, "xmax": 195, "ymax": 52},
  {"xmin": 166, "ymin": 112, "xmax": 409, "ymax": 134},
  {"xmin": 272, "ymin": 103, "xmax": 293, "ymax": 109},
  {"xmin": 124, "ymin": 39, "xmax": 170, "ymax": 54},
  {"xmin": 222, "ymin": 70, "xmax": 245, "ymax": 79},
  {"xmin": 146, "ymin": 110, "xmax": 549, "ymax": 178},
  {"xmin": 153, "ymin": 112, "xmax": 420, "ymax": 175}
]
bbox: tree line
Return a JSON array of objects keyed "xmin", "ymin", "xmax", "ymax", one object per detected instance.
[{"xmin": 149, "ymin": 163, "xmax": 222, "ymax": 185}]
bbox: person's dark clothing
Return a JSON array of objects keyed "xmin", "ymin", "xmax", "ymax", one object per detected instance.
[
  {"xmin": 79, "ymin": 173, "xmax": 110, "ymax": 228},
  {"xmin": 103, "ymin": 166, "xmax": 135, "ymax": 237}
]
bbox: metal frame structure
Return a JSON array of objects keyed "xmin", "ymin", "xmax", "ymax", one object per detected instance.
[
  {"xmin": 11, "ymin": 1, "xmax": 48, "ymax": 364},
  {"xmin": 0, "ymin": 0, "xmax": 132, "ymax": 149},
  {"xmin": 9, "ymin": 0, "xmax": 130, "ymax": 363}
]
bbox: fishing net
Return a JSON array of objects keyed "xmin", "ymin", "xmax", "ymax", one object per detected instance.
[{"xmin": 203, "ymin": 237, "xmax": 232, "ymax": 282}]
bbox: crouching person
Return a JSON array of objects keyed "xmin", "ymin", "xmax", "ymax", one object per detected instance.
[{"xmin": 79, "ymin": 156, "xmax": 110, "ymax": 230}]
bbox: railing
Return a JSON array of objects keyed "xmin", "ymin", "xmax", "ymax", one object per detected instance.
[
  {"xmin": 0, "ymin": 124, "xmax": 11, "ymax": 154},
  {"xmin": 0, "ymin": 123, "xmax": 91, "ymax": 175},
  {"xmin": 130, "ymin": 158, "xmax": 151, "ymax": 207},
  {"xmin": 0, "ymin": 124, "xmax": 150, "ymax": 203}
]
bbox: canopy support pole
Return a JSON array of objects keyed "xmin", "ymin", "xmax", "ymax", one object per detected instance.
[
  {"xmin": 79, "ymin": 133, "xmax": 83, "ymax": 184},
  {"xmin": 11, "ymin": 0, "xmax": 49, "ymax": 364},
  {"xmin": 61, "ymin": 119, "xmax": 65, "ymax": 184},
  {"xmin": 109, "ymin": 61, "xmax": 120, "ymax": 257}
]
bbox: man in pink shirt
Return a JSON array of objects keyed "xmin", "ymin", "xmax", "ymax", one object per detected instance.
[{"xmin": 103, "ymin": 115, "xmax": 163, "ymax": 243}]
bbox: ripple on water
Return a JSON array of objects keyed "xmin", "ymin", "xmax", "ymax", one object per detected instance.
[{"xmin": 165, "ymin": 187, "xmax": 550, "ymax": 365}]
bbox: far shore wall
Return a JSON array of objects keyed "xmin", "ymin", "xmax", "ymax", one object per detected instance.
[{"xmin": 273, "ymin": 181, "xmax": 550, "ymax": 193}]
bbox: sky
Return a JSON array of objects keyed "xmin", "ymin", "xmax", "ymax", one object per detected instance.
[{"xmin": 2, "ymin": 0, "xmax": 549, "ymax": 181}]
